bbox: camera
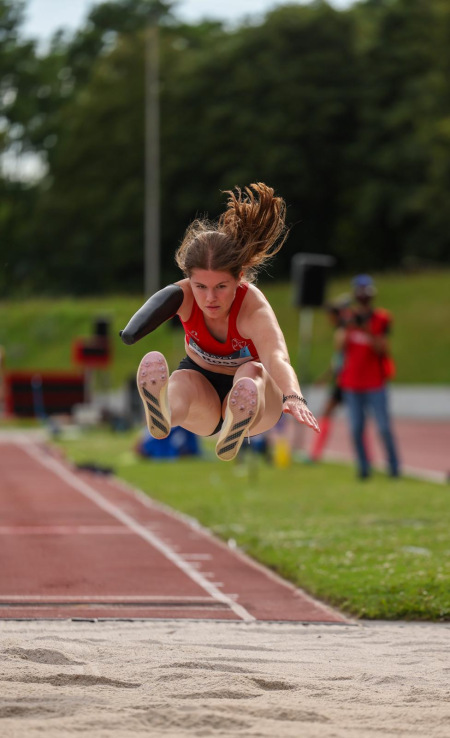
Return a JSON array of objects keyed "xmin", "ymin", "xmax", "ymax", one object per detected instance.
[{"xmin": 354, "ymin": 313, "xmax": 369, "ymax": 327}]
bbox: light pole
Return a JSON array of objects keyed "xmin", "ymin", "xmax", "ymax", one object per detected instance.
[{"xmin": 144, "ymin": 20, "xmax": 160, "ymax": 296}]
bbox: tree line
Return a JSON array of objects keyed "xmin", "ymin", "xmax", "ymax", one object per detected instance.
[{"xmin": 1, "ymin": 0, "xmax": 449, "ymax": 296}]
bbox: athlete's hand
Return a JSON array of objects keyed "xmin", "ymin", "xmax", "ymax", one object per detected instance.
[{"xmin": 283, "ymin": 398, "xmax": 320, "ymax": 433}]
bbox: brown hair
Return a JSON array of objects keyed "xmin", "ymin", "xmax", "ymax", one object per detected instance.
[{"xmin": 175, "ymin": 182, "xmax": 288, "ymax": 282}]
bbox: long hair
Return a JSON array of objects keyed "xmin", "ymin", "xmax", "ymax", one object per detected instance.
[{"xmin": 175, "ymin": 183, "xmax": 288, "ymax": 282}]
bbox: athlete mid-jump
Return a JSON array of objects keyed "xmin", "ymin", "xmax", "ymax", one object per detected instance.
[{"xmin": 120, "ymin": 182, "xmax": 319, "ymax": 461}]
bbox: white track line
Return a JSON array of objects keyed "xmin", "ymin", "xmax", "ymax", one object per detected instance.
[
  {"xmin": 0, "ymin": 526, "xmax": 130, "ymax": 535},
  {"xmin": 111, "ymin": 470, "xmax": 350, "ymax": 622},
  {"xmin": 17, "ymin": 438, "xmax": 255, "ymax": 622},
  {"xmin": 0, "ymin": 595, "xmax": 216, "ymax": 603}
]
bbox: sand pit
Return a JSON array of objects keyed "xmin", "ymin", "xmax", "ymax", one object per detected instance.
[{"xmin": 0, "ymin": 619, "xmax": 449, "ymax": 737}]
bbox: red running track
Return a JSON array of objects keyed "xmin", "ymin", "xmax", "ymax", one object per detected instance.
[
  {"xmin": 0, "ymin": 435, "xmax": 347, "ymax": 623},
  {"xmin": 304, "ymin": 417, "xmax": 450, "ymax": 483}
]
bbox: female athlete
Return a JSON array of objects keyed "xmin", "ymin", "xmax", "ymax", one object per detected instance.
[{"xmin": 120, "ymin": 183, "xmax": 320, "ymax": 461}]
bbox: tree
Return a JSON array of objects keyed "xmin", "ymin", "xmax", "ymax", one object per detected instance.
[
  {"xmin": 30, "ymin": 1, "xmax": 175, "ymax": 294},
  {"xmin": 1, "ymin": 0, "xmax": 449, "ymax": 295},
  {"xmin": 160, "ymin": 3, "xmax": 359, "ymax": 278},
  {"xmin": 0, "ymin": 0, "xmax": 44, "ymax": 293},
  {"xmin": 337, "ymin": 0, "xmax": 450, "ymax": 269}
]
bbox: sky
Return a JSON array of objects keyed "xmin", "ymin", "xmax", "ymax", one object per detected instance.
[{"xmin": 23, "ymin": 0, "xmax": 354, "ymax": 42}]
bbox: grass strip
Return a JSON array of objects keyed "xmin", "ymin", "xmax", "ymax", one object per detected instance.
[
  {"xmin": 1, "ymin": 270, "xmax": 449, "ymax": 385},
  {"xmin": 54, "ymin": 427, "xmax": 450, "ymax": 621}
]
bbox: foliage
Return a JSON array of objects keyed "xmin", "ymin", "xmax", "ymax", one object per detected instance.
[{"xmin": 1, "ymin": 0, "xmax": 450, "ymax": 294}]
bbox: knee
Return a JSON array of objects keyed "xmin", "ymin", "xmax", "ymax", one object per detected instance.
[
  {"xmin": 169, "ymin": 369, "xmax": 196, "ymax": 395},
  {"xmin": 235, "ymin": 361, "xmax": 264, "ymax": 382}
]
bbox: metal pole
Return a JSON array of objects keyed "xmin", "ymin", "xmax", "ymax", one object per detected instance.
[{"xmin": 144, "ymin": 22, "xmax": 160, "ymax": 296}]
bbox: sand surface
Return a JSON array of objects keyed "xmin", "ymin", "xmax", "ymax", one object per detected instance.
[{"xmin": 0, "ymin": 619, "xmax": 449, "ymax": 737}]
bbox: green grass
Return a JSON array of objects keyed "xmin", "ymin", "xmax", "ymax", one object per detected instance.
[
  {"xmin": 1, "ymin": 269, "xmax": 449, "ymax": 385},
  {"xmin": 53, "ymin": 427, "xmax": 450, "ymax": 621}
]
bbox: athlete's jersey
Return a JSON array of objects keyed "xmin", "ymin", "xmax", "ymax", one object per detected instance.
[{"xmin": 180, "ymin": 282, "xmax": 259, "ymax": 369}]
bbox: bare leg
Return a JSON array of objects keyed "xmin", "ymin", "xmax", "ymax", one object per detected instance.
[{"xmin": 169, "ymin": 369, "xmax": 222, "ymax": 436}]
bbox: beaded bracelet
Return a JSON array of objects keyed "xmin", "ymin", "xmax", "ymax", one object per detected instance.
[{"xmin": 283, "ymin": 394, "xmax": 308, "ymax": 406}]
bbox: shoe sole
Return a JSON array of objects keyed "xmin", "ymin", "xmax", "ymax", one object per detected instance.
[
  {"xmin": 215, "ymin": 377, "xmax": 259, "ymax": 461},
  {"xmin": 136, "ymin": 351, "xmax": 171, "ymax": 439}
]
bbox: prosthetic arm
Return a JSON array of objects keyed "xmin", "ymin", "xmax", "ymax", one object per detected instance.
[{"xmin": 120, "ymin": 284, "xmax": 184, "ymax": 345}]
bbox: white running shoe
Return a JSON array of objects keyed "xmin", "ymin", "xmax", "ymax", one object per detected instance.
[
  {"xmin": 215, "ymin": 377, "xmax": 260, "ymax": 461},
  {"xmin": 136, "ymin": 351, "xmax": 171, "ymax": 439}
]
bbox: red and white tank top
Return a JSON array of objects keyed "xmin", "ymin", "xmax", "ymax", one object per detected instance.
[{"xmin": 180, "ymin": 283, "xmax": 259, "ymax": 369}]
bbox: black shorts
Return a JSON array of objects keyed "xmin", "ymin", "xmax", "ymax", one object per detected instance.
[{"xmin": 176, "ymin": 356, "xmax": 234, "ymax": 435}]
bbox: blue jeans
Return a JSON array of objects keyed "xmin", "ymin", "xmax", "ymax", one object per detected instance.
[{"xmin": 343, "ymin": 387, "xmax": 400, "ymax": 477}]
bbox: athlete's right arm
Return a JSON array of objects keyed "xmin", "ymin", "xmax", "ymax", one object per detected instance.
[{"xmin": 120, "ymin": 284, "xmax": 184, "ymax": 345}]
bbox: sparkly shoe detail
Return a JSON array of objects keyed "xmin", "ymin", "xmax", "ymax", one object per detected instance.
[
  {"xmin": 137, "ymin": 351, "xmax": 171, "ymax": 439},
  {"xmin": 215, "ymin": 378, "xmax": 260, "ymax": 461}
]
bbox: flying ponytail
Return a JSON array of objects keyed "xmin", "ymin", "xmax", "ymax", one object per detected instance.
[{"xmin": 175, "ymin": 182, "xmax": 288, "ymax": 282}]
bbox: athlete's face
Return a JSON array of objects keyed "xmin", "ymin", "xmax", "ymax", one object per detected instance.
[{"xmin": 190, "ymin": 269, "xmax": 241, "ymax": 319}]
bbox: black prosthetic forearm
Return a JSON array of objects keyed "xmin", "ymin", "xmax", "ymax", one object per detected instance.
[{"xmin": 120, "ymin": 284, "xmax": 184, "ymax": 345}]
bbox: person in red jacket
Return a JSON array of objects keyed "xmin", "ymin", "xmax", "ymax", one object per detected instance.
[
  {"xmin": 336, "ymin": 275, "xmax": 400, "ymax": 479},
  {"xmin": 120, "ymin": 183, "xmax": 319, "ymax": 462}
]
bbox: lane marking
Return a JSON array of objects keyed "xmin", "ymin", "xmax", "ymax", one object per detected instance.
[
  {"xmin": 0, "ymin": 595, "xmax": 217, "ymax": 602},
  {"xmin": 0, "ymin": 526, "xmax": 131, "ymax": 535},
  {"xmin": 0, "ymin": 602, "xmax": 230, "ymax": 611},
  {"xmin": 110, "ymin": 466, "xmax": 349, "ymax": 622},
  {"xmin": 17, "ymin": 438, "xmax": 255, "ymax": 622}
]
